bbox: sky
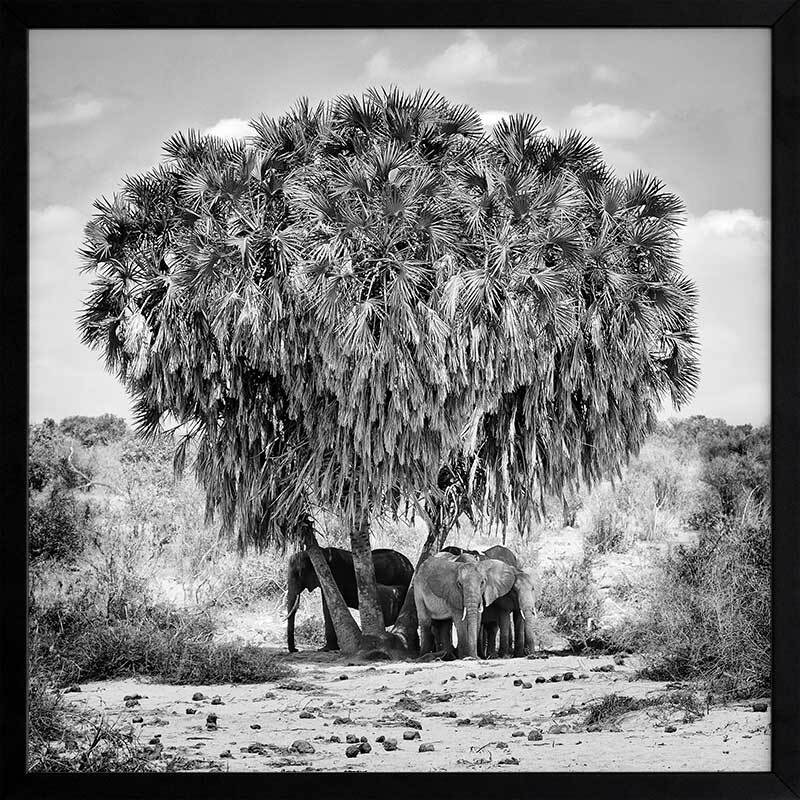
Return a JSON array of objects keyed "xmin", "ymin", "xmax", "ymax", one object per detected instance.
[{"xmin": 29, "ymin": 29, "xmax": 770, "ymax": 426}]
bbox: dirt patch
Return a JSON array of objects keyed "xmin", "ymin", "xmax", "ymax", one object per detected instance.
[{"xmin": 71, "ymin": 652, "xmax": 770, "ymax": 772}]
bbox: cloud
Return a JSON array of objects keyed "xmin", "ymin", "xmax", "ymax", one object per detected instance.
[
  {"xmin": 670, "ymin": 208, "xmax": 770, "ymax": 424},
  {"xmin": 684, "ymin": 208, "xmax": 767, "ymax": 239},
  {"xmin": 30, "ymin": 94, "xmax": 108, "ymax": 129},
  {"xmin": 203, "ymin": 118, "xmax": 253, "ymax": 140},
  {"xmin": 591, "ymin": 65, "xmax": 624, "ymax": 85},
  {"xmin": 568, "ymin": 103, "xmax": 657, "ymax": 140},
  {"xmin": 479, "ymin": 110, "xmax": 510, "ymax": 131},
  {"xmin": 365, "ymin": 32, "xmax": 528, "ymax": 87}
]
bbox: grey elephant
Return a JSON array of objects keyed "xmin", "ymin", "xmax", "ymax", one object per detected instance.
[
  {"xmin": 413, "ymin": 552, "xmax": 516, "ymax": 659},
  {"xmin": 479, "ymin": 544, "xmax": 538, "ymax": 658}
]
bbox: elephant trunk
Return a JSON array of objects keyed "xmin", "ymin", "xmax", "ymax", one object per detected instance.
[
  {"xmin": 459, "ymin": 603, "xmax": 482, "ymax": 659},
  {"xmin": 286, "ymin": 571, "xmax": 301, "ymax": 653}
]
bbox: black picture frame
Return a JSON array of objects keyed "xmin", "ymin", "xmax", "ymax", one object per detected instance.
[{"xmin": 2, "ymin": 3, "xmax": 798, "ymax": 798}]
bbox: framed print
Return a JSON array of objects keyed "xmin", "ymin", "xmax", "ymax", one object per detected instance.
[{"xmin": 2, "ymin": 2, "xmax": 798, "ymax": 799}]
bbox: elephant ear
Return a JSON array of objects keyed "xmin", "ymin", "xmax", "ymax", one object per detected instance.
[{"xmin": 479, "ymin": 560, "xmax": 516, "ymax": 607}]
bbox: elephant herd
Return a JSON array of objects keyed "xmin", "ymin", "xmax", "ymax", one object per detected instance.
[{"xmin": 285, "ymin": 543, "xmax": 537, "ymax": 659}]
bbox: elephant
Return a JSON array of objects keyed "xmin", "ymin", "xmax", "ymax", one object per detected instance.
[
  {"xmin": 286, "ymin": 547, "xmax": 414, "ymax": 653},
  {"xmin": 440, "ymin": 545, "xmax": 482, "ymax": 558},
  {"xmin": 376, "ymin": 584, "xmax": 405, "ymax": 627},
  {"xmin": 479, "ymin": 545, "xmax": 538, "ymax": 658},
  {"xmin": 413, "ymin": 553, "xmax": 516, "ymax": 659}
]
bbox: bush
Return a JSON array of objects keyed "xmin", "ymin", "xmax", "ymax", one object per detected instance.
[
  {"xmin": 537, "ymin": 555, "xmax": 603, "ymax": 646},
  {"xmin": 29, "ymin": 485, "xmax": 88, "ymax": 563},
  {"xmin": 28, "ymin": 675, "xmax": 159, "ymax": 773},
  {"xmin": 30, "ymin": 604, "xmax": 295, "ymax": 686},
  {"xmin": 293, "ymin": 616, "xmax": 326, "ymax": 648},
  {"xmin": 616, "ymin": 504, "xmax": 771, "ymax": 695}
]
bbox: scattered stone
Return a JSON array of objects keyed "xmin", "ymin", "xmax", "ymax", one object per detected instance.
[
  {"xmin": 562, "ymin": 672, "xmax": 575, "ymax": 681},
  {"xmin": 478, "ymin": 673, "xmax": 493, "ymax": 680},
  {"xmin": 549, "ymin": 674, "xmax": 562, "ymax": 683},
  {"xmin": 587, "ymin": 724, "xmax": 601, "ymax": 733},
  {"xmin": 513, "ymin": 679, "xmax": 523, "ymax": 687},
  {"xmin": 456, "ymin": 718, "xmax": 471, "ymax": 726},
  {"xmin": 494, "ymin": 741, "xmax": 508, "ymax": 749},
  {"xmin": 124, "ymin": 694, "xmax": 143, "ymax": 701},
  {"xmin": 291, "ymin": 740, "xmax": 315, "ymax": 754},
  {"xmin": 219, "ymin": 750, "xmax": 232, "ymax": 759},
  {"xmin": 299, "ymin": 711, "xmax": 315, "ymax": 719},
  {"xmin": 434, "ymin": 693, "xmax": 453, "ymax": 702},
  {"xmin": 359, "ymin": 741, "xmax": 372, "ymax": 754},
  {"xmin": 206, "ymin": 713, "xmax": 218, "ymax": 730},
  {"xmin": 403, "ymin": 730, "xmax": 421, "ymax": 740},
  {"xmin": 405, "ymin": 667, "xmax": 422, "ymax": 675},
  {"xmin": 752, "ymin": 702, "xmax": 768, "ymax": 712},
  {"xmin": 345, "ymin": 745, "xmax": 360, "ymax": 758},
  {"xmin": 418, "ymin": 743, "xmax": 435, "ymax": 752},
  {"xmin": 498, "ymin": 757, "xmax": 519, "ymax": 765},
  {"xmin": 192, "ymin": 693, "xmax": 206, "ymax": 701},
  {"xmin": 125, "ymin": 699, "xmax": 140, "ymax": 708},
  {"xmin": 591, "ymin": 664, "xmax": 615, "ymax": 673},
  {"xmin": 548, "ymin": 724, "xmax": 569, "ymax": 735},
  {"xmin": 132, "ymin": 717, "xmax": 143, "ymax": 724},
  {"xmin": 394, "ymin": 697, "xmax": 422, "ymax": 712},
  {"xmin": 211, "ymin": 696, "xmax": 224, "ymax": 705},
  {"xmin": 64, "ymin": 685, "xmax": 81, "ymax": 693},
  {"xmin": 263, "ymin": 692, "xmax": 276, "ymax": 699},
  {"xmin": 528, "ymin": 729, "xmax": 543, "ymax": 741},
  {"xmin": 382, "ymin": 738, "xmax": 398, "ymax": 751},
  {"xmin": 552, "ymin": 694, "xmax": 560, "ymax": 699},
  {"xmin": 346, "ymin": 734, "xmax": 360, "ymax": 744},
  {"xmin": 339, "ymin": 674, "xmax": 349, "ymax": 681},
  {"xmin": 329, "ymin": 735, "xmax": 340, "ymax": 743},
  {"xmin": 360, "ymin": 736, "xmax": 368, "ymax": 742},
  {"xmin": 535, "ymin": 677, "xmax": 546, "ymax": 683},
  {"xmin": 579, "ymin": 674, "xmax": 589, "ymax": 680},
  {"xmin": 148, "ymin": 737, "xmax": 161, "ymax": 744},
  {"xmin": 466, "ymin": 672, "xmax": 477, "ymax": 679},
  {"xmin": 376, "ymin": 735, "xmax": 385, "ymax": 743},
  {"xmin": 185, "ymin": 708, "xmax": 197, "ymax": 715},
  {"xmin": 664, "ymin": 725, "xmax": 677, "ymax": 733},
  {"xmin": 333, "ymin": 717, "xmax": 350, "ymax": 725},
  {"xmin": 477, "ymin": 716, "xmax": 496, "ymax": 727},
  {"xmin": 250, "ymin": 723, "xmax": 261, "ymax": 730},
  {"xmin": 521, "ymin": 682, "xmax": 532, "ymax": 689},
  {"xmin": 512, "ymin": 731, "xmax": 525, "ymax": 737},
  {"xmin": 404, "ymin": 718, "xmax": 423, "ymax": 730}
]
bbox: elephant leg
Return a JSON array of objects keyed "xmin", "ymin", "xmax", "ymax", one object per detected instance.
[
  {"xmin": 419, "ymin": 618, "xmax": 435, "ymax": 656},
  {"xmin": 499, "ymin": 613, "xmax": 512, "ymax": 658},
  {"xmin": 477, "ymin": 624, "xmax": 486, "ymax": 659},
  {"xmin": 321, "ymin": 594, "xmax": 339, "ymax": 651},
  {"xmin": 484, "ymin": 621, "xmax": 499, "ymax": 658},
  {"xmin": 513, "ymin": 610, "xmax": 526, "ymax": 657}
]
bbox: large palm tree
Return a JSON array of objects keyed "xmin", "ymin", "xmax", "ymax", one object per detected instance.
[{"xmin": 77, "ymin": 90, "xmax": 698, "ymax": 655}]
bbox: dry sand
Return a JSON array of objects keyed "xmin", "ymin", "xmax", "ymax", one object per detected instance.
[{"xmin": 71, "ymin": 651, "xmax": 771, "ymax": 772}]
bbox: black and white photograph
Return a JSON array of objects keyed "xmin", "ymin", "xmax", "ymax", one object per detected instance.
[{"xmin": 26, "ymin": 27, "xmax": 776, "ymax": 774}]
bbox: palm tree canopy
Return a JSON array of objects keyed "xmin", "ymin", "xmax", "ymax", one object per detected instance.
[{"xmin": 77, "ymin": 89, "xmax": 699, "ymax": 549}]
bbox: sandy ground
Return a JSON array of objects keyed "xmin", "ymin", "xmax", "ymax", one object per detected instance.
[{"xmin": 71, "ymin": 651, "xmax": 771, "ymax": 772}]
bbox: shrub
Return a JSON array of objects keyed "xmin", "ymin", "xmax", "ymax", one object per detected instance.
[
  {"xmin": 30, "ymin": 604, "xmax": 295, "ymax": 686},
  {"xmin": 537, "ymin": 555, "xmax": 603, "ymax": 645},
  {"xmin": 616, "ymin": 503, "xmax": 770, "ymax": 695},
  {"xmin": 293, "ymin": 616, "xmax": 326, "ymax": 648},
  {"xmin": 29, "ymin": 485, "xmax": 88, "ymax": 563},
  {"xmin": 28, "ymin": 675, "xmax": 159, "ymax": 773}
]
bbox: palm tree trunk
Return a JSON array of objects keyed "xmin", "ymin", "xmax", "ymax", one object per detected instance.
[
  {"xmin": 300, "ymin": 520, "xmax": 361, "ymax": 653},
  {"xmin": 349, "ymin": 512, "xmax": 385, "ymax": 639},
  {"xmin": 390, "ymin": 501, "xmax": 451, "ymax": 651}
]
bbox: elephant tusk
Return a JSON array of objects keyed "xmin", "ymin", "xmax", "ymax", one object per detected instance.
[
  {"xmin": 519, "ymin": 609, "xmax": 526, "ymax": 621},
  {"xmin": 461, "ymin": 607, "xmax": 467, "ymax": 621},
  {"xmin": 284, "ymin": 595, "xmax": 300, "ymax": 621}
]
